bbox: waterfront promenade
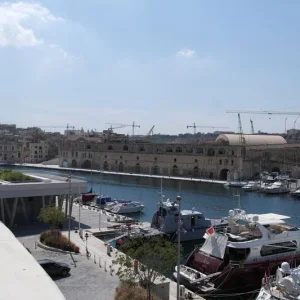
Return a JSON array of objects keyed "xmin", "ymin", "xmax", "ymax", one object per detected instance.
[
  {"xmin": 13, "ymin": 163, "xmax": 226, "ymax": 185},
  {"xmin": 63, "ymin": 202, "xmax": 205, "ymax": 300}
]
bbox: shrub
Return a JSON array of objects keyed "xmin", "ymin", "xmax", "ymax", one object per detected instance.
[
  {"xmin": 114, "ymin": 282, "xmax": 159, "ymax": 300},
  {"xmin": 0, "ymin": 169, "xmax": 33, "ymax": 182},
  {"xmin": 40, "ymin": 230, "xmax": 79, "ymax": 253}
]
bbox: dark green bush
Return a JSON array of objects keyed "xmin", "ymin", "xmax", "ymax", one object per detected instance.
[{"xmin": 0, "ymin": 169, "xmax": 33, "ymax": 182}]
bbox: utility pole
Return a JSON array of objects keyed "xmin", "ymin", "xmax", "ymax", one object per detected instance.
[{"xmin": 68, "ymin": 174, "xmax": 72, "ymax": 243}]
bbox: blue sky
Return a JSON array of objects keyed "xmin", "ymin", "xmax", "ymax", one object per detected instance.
[{"xmin": 1, "ymin": 1, "xmax": 300, "ymax": 135}]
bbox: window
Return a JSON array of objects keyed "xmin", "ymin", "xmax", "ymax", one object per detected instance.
[
  {"xmin": 75, "ymin": 152, "xmax": 78, "ymax": 157},
  {"xmin": 120, "ymin": 156, "xmax": 122, "ymax": 159},
  {"xmin": 107, "ymin": 145, "xmax": 113, "ymax": 151},
  {"xmin": 196, "ymin": 147, "xmax": 204, "ymax": 154},
  {"xmin": 137, "ymin": 156, "xmax": 139, "ymax": 160},
  {"xmin": 123, "ymin": 145, "xmax": 128, "ymax": 151},
  {"xmin": 139, "ymin": 146, "xmax": 145, "ymax": 152},
  {"xmin": 87, "ymin": 145, "xmax": 91, "ymax": 150},
  {"xmin": 175, "ymin": 147, "xmax": 182, "ymax": 153},
  {"xmin": 218, "ymin": 148, "xmax": 225, "ymax": 155},
  {"xmin": 195, "ymin": 159, "xmax": 198, "ymax": 163},
  {"xmin": 232, "ymin": 150, "xmax": 235, "ymax": 155},
  {"xmin": 219, "ymin": 159, "xmax": 222, "ymax": 165},
  {"xmin": 166, "ymin": 147, "xmax": 173, "ymax": 153},
  {"xmin": 231, "ymin": 160, "xmax": 234, "ymax": 166},
  {"xmin": 174, "ymin": 158, "xmax": 177, "ymax": 162},
  {"xmin": 260, "ymin": 241, "xmax": 297, "ymax": 257},
  {"xmin": 207, "ymin": 148, "xmax": 215, "ymax": 156}
]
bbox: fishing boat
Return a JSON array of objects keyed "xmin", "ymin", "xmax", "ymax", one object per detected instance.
[
  {"xmin": 256, "ymin": 262, "xmax": 300, "ymax": 300},
  {"xmin": 183, "ymin": 209, "xmax": 300, "ymax": 293},
  {"xmin": 110, "ymin": 201, "xmax": 145, "ymax": 214}
]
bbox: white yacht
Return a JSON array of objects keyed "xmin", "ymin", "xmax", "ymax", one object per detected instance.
[
  {"xmin": 242, "ymin": 181, "xmax": 260, "ymax": 192},
  {"xmin": 110, "ymin": 201, "xmax": 145, "ymax": 214},
  {"xmin": 257, "ymin": 262, "xmax": 300, "ymax": 300},
  {"xmin": 264, "ymin": 181, "xmax": 290, "ymax": 194}
]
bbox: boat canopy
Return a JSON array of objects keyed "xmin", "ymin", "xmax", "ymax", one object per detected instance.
[{"xmin": 200, "ymin": 234, "xmax": 228, "ymax": 259}]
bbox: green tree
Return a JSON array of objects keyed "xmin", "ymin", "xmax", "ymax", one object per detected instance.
[
  {"xmin": 113, "ymin": 235, "xmax": 180, "ymax": 300},
  {"xmin": 37, "ymin": 205, "xmax": 65, "ymax": 229}
]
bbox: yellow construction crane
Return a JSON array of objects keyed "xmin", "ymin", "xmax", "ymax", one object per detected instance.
[
  {"xmin": 187, "ymin": 123, "xmax": 229, "ymax": 134},
  {"xmin": 106, "ymin": 121, "xmax": 140, "ymax": 136}
]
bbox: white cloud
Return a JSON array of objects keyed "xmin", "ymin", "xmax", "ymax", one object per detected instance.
[
  {"xmin": 0, "ymin": 2, "xmax": 63, "ymax": 48},
  {"xmin": 177, "ymin": 48, "xmax": 196, "ymax": 58}
]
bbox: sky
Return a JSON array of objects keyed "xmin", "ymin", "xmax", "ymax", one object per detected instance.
[{"xmin": 1, "ymin": 1, "xmax": 300, "ymax": 135}]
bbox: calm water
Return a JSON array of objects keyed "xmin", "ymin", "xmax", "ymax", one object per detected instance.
[{"xmin": 6, "ymin": 166, "xmax": 300, "ymax": 227}]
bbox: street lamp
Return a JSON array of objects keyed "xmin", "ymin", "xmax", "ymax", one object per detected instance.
[
  {"xmin": 176, "ymin": 195, "xmax": 182, "ymax": 300},
  {"xmin": 68, "ymin": 174, "xmax": 72, "ymax": 243}
]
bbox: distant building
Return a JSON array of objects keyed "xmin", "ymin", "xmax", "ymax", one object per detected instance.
[
  {"xmin": 0, "ymin": 141, "xmax": 24, "ymax": 163},
  {"xmin": 27, "ymin": 141, "xmax": 48, "ymax": 163}
]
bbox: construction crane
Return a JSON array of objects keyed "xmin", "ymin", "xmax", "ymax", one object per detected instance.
[
  {"xmin": 38, "ymin": 124, "xmax": 75, "ymax": 133},
  {"xmin": 238, "ymin": 113, "xmax": 246, "ymax": 147},
  {"xmin": 106, "ymin": 121, "xmax": 140, "ymax": 136},
  {"xmin": 143, "ymin": 125, "xmax": 155, "ymax": 141},
  {"xmin": 250, "ymin": 119, "xmax": 255, "ymax": 134},
  {"xmin": 187, "ymin": 123, "xmax": 229, "ymax": 134}
]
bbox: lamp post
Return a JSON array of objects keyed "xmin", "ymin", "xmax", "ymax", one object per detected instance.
[
  {"xmin": 99, "ymin": 208, "xmax": 101, "ymax": 231},
  {"xmin": 68, "ymin": 174, "xmax": 72, "ymax": 243},
  {"xmin": 176, "ymin": 195, "xmax": 181, "ymax": 300}
]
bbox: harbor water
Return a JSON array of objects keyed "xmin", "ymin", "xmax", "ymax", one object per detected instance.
[{"xmin": 6, "ymin": 166, "xmax": 300, "ymax": 227}]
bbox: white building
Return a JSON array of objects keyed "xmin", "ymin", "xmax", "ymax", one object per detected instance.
[{"xmin": 28, "ymin": 141, "xmax": 48, "ymax": 163}]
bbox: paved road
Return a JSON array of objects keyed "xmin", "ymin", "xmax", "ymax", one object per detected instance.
[{"xmin": 18, "ymin": 234, "xmax": 119, "ymax": 300}]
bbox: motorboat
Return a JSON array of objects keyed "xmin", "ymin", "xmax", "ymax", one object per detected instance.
[
  {"xmin": 264, "ymin": 181, "xmax": 290, "ymax": 194},
  {"xmin": 110, "ymin": 201, "xmax": 145, "ymax": 214},
  {"xmin": 291, "ymin": 187, "xmax": 300, "ymax": 198},
  {"xmin": 224, "ymin": 181, "xmax": 247, "ymax": 188},
  {"xmin": 242, "ymin": 181, "xmax": 260, "ymax": 192},
  {"xmin": 151, "ymin": 198, "xmax": 227, "ymax": 242},
  {"xmin": 256, "ymin": 262, "xmax": 300, "ymax": 300},
  {"xmin": 173, "ymin": 265, "xmax": 218, "ymax": 293},
  {"xmin": 183, "ymin": 208, "xmax": 300, "ymax": 293}
]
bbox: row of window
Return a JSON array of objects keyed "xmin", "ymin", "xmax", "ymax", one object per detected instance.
[
  {"xmin": 68, "ymin": 143, "xmax": 236, "ymax": 156},
  {"xmin": 0, "ymin": 153, "xmax": 21, "ymax": 158}
]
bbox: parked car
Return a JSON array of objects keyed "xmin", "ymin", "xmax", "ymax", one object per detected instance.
[{"xmin": 38, "ymin": 259, "xmax": 70, "ymax": 277}]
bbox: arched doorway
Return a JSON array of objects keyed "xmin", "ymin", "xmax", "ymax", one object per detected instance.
[
  {"xmin": 193, "ymin": 166, "xmax": 199, "ymax": 177},
  {"xmin": 82, "ymin": 160, "xmax": 91, "ymax": 169},
  {"xmin": 152, "ymin": 165, "xmax": 160, "ymax": 175},
  {"xmin": 135, "ymin": 163, "xmax": 141, "ymax": 173},
  {"xmin": 272, "ymin": 167, "xmax": 280, "ymax": 173},
  {"xmin": 103, "ymin": 161, "xmax": 108, "ymax": 171},
  {"xmin": 62, "ymin": 160, "xmax": 68, "ymax": 168},
  {"xmin": 118, "ymin": 162, "xmax": 124, "ymax": 172},
  {"xmin": 172, "ymin": 165, "xmax": 179, "ymax": 176},
  {"xmin": 71, "ymin": 159, "xmax": 77, "ymax": 168},
  {"xmin": 220, "ymin": 168, "xmax": 229, "ymax": 180}
]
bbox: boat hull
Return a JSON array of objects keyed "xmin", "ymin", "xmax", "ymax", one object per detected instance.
[{"xmin": 186, "ymin": 251, "xmax": 300, "ymax": 293}]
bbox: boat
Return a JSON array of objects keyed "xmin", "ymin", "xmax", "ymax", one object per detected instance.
[
  {"xmin": 151, "ymin": 198, "xmax": 227, "ymax": 242},
  {"xmin": 242, "ymin": 181, "xmax": 261, "ymax": 192},
  {"xmin": 291, "ymin": 187, "xmax": 300, "ymax": 198},
  {"xmin": 224, "ymin": 181, "xmax": 247, "ymax": 188},
  {"xmin": 183, "ymin": 208, "xmax": 300, "ymax": 293},
  {"xmin": 264, "ymin": 181, "xmax": 290, "ymax": 194},
  {"xmin": 109, "ymin": 201, "xmax": 145, "ymax": 214},
  {"xmin": 256, "ymin": 262, "xmax": 300, "ymax": 300},
  {"xmin": 173, "ymin": 265, "xmax": 219, "ymax": 293}
]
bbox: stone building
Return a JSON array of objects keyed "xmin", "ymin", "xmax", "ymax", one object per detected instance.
[
  {"xmin": 27, "ymin": 141, "xmax": 49, "ymax": 163},
  {"xmin": 0, "ymin": 141, "xmax": 24, "ymax": 163},
  {"xmin": 58, "ymin": 133, "xmax": 300, "ymax": 180}
]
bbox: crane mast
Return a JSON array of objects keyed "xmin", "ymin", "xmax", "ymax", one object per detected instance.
[{"xmin": 250, "ymin": 119, "xmax": 255, "ymax": 134}]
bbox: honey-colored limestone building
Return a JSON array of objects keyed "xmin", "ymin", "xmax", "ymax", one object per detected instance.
[{"xmin": 59, "ymin": 134, "xmax": 300, "ymax": 180}]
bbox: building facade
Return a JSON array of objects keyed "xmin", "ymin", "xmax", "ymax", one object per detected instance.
[
  {"xmin": 27, "ymin": 141, "xmax": 49, "ymax": 163},
  {"xmin": 0, "ymin": 141, "xmax": 24, "ymax": 163},
  {"xmin": 59, "ymin": 137, "xmax": 243, "ymax": 180}
]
